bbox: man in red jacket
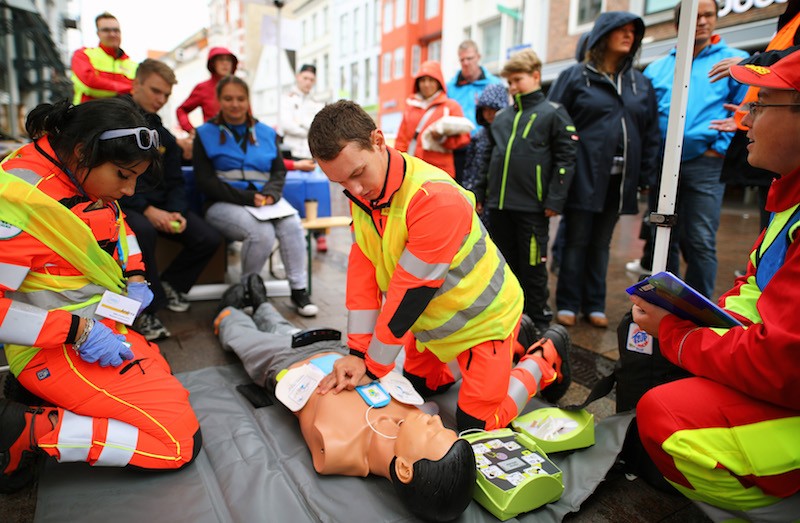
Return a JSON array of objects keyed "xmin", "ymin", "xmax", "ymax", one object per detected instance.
[{"xmin": 70, "ymin": 12, "xmax": 137, "ymax": 104}]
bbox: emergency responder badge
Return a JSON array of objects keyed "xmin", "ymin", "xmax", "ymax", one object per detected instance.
[
  {"xmin": 37, "ymin": 368, "xmax": 51, "ymax": 381},
  {"xmin": 0, "ymin": 220, "xmax": 22, "ymax": 239}
]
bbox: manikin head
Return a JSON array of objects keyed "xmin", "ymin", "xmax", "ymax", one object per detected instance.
[{"xmin": 387, "ymin": 412, "xmax": 477, "ymax": 522}]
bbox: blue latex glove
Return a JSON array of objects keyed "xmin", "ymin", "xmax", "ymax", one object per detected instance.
[
  {"xmin": 77, "ymin": 321, "xmax": 135, "ymax": 367},
  {"xmin": 127, "ymin": 281, "xmax": 153, "ymax": 316}
]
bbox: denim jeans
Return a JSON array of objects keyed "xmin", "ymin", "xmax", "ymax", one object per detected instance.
[
  {"xmin": 205, "ymin": 202, "xmax": 308, "ymax": 290},
  {"xmin": 556, "ymin": 176, "xmax": 621, "ymax": 315},
  {"xmin": 670, "ymin": 155, "xmax": 725, "ymax": 299}
]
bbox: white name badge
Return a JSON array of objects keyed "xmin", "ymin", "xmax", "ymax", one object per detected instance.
[
  {"xmin": 275, "ymin": 363, "xmax": 327, "ymax": 412},
  {"xmin": 95, "ymin": 290, "xmax": 140, "ymax": 326},
  {"xmin": 380, "ymin": 372, "xmax": 424, "ymax": 405}
]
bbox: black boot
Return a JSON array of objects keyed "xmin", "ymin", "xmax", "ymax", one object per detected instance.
[
  {"xmin": 215, "ymin": 284, "xmax": 247, "ymax": 316},
  {"xmin": 246, "ymin": 273, "xmax": 269, "ymax": 310}
]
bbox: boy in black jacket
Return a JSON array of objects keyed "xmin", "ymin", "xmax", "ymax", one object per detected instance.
[{"xmin": 473, "ymin": 49, "xmax": 578, "ymax": 334}]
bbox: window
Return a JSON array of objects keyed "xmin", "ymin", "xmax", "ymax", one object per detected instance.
[
  {"xmin": 321, "ymin": 53, "xmax": 328, "ymax": 89},
  {"xmin": 383, "ymin": 0, "xmax": 394, "ymax": 33},
  {"xmin": 351, "ymin": 62, "xmax": 360, "ymax": 101},
  {"xmin": 578, "ymin": 0, "xmax": 602, "ymax": 25},
  {"xmin": 323, "ymin": 7, "xmax": 329, "ymax": 34},
  {"xmin": 382, "ymin": 51, "xmax": 392, "ymax": 82},
  {"xmin": 645, "ymin": 0, "xmax": 678, "ymax": 16},
  {"xmin": 365, "ymin": 57, "xmax": 373, "ymax": 100},
  {"xmin": 354, "ymin": 7, "xmax": 361, "ymax": 51},
  {"xmin": 424, "ymin": 0, "xmax": 439, "ymax": 19},
  {"xmin": 340, "ymin": 66, "xmax": 347, "ymax": 96},
  {"xmin": 302, "ymin": 20, "xmax": 308, "ymax": 44},
  {"xmin": 481, "ymin": 18, "xmax": 501, "ymax": 65},
  {"xmin": 395, "ymin": 0, "xmax": 406, "ymax": 28},
  {"xmin": 393, "ymin": 47, "xmax": 405, "ymax": 79},
  {"xmin": 374, "ymin": 0, "xmax": 381, "ymax": 44},
  {"xmin": 410, "ymin": 0, "xmax": 418, "ymax": 23},
  {"xmin": 312, "ymin": 12, "xmax": 318, "ymax": 39},
  {"xmin": 411, "ymin": 45, "xmax": 421, "ymax": 76},
  {"xmin": 340, "ymin": 13, "xmax": 349, "ymax": 55},
  {"xmin": 427, "ymin": 39, "xmax": 441, "ymax": 63}
]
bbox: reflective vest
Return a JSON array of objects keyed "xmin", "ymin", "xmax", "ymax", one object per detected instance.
[
  {"xmin": 71, "ymin": 47, "xmax": 137, "ymax": 105},
  {"xmin": 195, "ymin": 121, "xmax": 278, "ymax": 182},
  {"xmin": 723, "ymin": 204, "xmax": 800, "ymax": 324},
  {"xmin": 0, "ymin": 145, "xmax": 130, "ymax": 373},
  {"xmin": 353, "ymin": 153, "xmax": 523, "ymax": 362}
]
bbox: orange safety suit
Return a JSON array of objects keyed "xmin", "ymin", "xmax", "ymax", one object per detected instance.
[
  {"xmin": 345, "ymin": 147, "xmax": 555, "ymax": 430},
  {"xmin": 0, "ymin": 138, "xmax": 200, "ymax": 469},
  {"xmin": 394, "ymin": 61, "xmax": 471, "ymax": 178},
  {"xmin": 70, "ymin": 44, "xmax": 136, "ymax": 105}
]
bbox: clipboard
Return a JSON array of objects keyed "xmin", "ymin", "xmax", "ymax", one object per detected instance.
[
  {"xmin": 626, "ymin": 271, "xmax": 743, "ymax": 328},
  {"xmin": 245, "ymin": 198, "xmax": 299, "ymax": 221}
]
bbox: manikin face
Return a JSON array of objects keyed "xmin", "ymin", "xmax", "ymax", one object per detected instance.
[
  {"xmin": 78, "ymin": 160, "xmax": 150, "ymax": 202},
  {"xmin": 458, "ymin": 47, "xmax": 481, "ymax": 79},
  {"xmin": 218, "ymin": 83, "xmax": 250, "ymax": 125},
  {"xmin": 742, "ymin": 88, "xmax": 800, "ymax": 176},
  {"xmin": 506, "ymin": 71, "xmax": 540, "ymax": 96},
  {"xmin": 213, "ymin": 56, "xmax": 235, "ymax": 76},
  {"xmin": 417, "ymin": 76, "xmax": 440, "ymax": 99},
  {"xmin": 317, "ymin": 131, "xmax": 388, "ymax": 201},
  {"xmin": 131, "ymin": 73, "xmax": 172, "ymax": 114},
  {"xmin": 296, "ymin": 71, "xmax": 317, "ymax": 94},
  {"xmin": 393, "ymin": 412, "xmax": 458, "ymax": 466},
  {"xmin": 692, "ymin": 0, "xmax": 718, "ymax": 48},
  {"xmin": 96, "ymin": 17, "xmax": 121, "ymax": 50},
  {"xmin": 607, "ymin": 22, "xmax": 636, "ymax": 59}
]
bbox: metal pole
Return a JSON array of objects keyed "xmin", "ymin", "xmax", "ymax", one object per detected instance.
[
  {"xmin": 3, "ymin": 7, "xmax": 20, "ymax": 138},
  {"xmin": 275, "ymin": 1, "xmax": 284, "ymax": 126},
  {"xmin": 650, "ymin": 0, "xmax": 699, "ymax": 274}
]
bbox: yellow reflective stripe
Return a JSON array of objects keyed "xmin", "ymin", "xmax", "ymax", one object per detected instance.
[
  {"xmin": 436, "ymin": 231, "xmax": 488, "ymax": 295},
  {"xmin": 398, "ymin": 248, "xmax": 450, "ymax": 281},
  {"xmin": 0, "ymin": 262, "xmax": 29, "ymax": 290},
  {"xmin": 348, "ymin": 309, "xmax": 379, "ymax": 334},
  {"xmin": 366, "ymin": 336, "xmax": 403, "ymax": 365},
  {"xmin": 416, "ymin": 257, "xmax": 506, "ymax": 343},
  {"xmin": 529, "ymin": 234, "xmax": 539, "ymax": 266},
  {"xmin": 0, "ymin": 301, "xmax": 47, "ymax": 345},
  {"xmin": 663, "ymin": 416, "xmax": 800, "ymax": 511}
]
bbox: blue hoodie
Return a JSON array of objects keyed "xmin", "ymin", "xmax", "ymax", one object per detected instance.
[
  {"xmin": 447, "ymin": 66, "xmax": 502, "ymax": 136},
  {"xmin": 548, "ymin": 11, "xmax": 661, "ymax": 214},
  {"xmin": 644, "ymin": 35, "xmax": 748, "ymax": 161}
]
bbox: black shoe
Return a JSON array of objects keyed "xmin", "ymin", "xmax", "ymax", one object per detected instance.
[
  {"xmin": 535, "ymin": 324, "xmax": 573, "ymax": 404},
  {"xmin": 216, "ymin": 284, "xmax": 247, "ymax": 316},
  {"xmin": 517, "ymin": 314, "xmax": 541, "ymax": 353},
  {"xmin": 290, "ymin": 289, "xmax": 318, "ymax": 317},
  {"xmin": 246, "ymin": 274, "xmax": 268, "ymax": 310}
]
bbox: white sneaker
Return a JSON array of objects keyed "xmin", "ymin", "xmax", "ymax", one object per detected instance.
[
  {"xmin": 624, "ymin": 259, "xmax": 651, "ymax": 276},
  {"xmin": 290, "ymin": 289, "xmax": 318, "ymax": 317},
  {"xmin": 162, "ymin": 281, "xmax": 190, "ymax": 312}
]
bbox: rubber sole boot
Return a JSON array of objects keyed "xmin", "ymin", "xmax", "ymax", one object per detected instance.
[
  {"xmin": 530, "ymin": 324, "xmax": 573, "ymax": 404},
  {"xmin": 0, "ymin": 399, "xmax": 44, "ymax": 494}
]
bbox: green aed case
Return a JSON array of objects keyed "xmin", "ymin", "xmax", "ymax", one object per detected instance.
[{"xmin": 462, "ymin": 428, "xmax": 564, "ymax": 521}]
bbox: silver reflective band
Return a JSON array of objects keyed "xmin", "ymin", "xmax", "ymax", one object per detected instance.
[
  {"xmin": 348, "ymin": 309, "xmax": 380, "ymax": 334},
  {"xmin": 367, "ymin": 336, "xmax": 403, "ymax": 365},
  {"xmin": 398, "ymin": 249, "xmax": 449, "ymax": 281},
  {"xmin": 0, "ymin": 301, "xmax": 47, "ymax": 346},
  {"xmin": 99, "ymin": 127, "xmax": 160, "ymax": 151},
  {"xmin": 0, "ymin": 262, "xmax": 30, "ymax": 291},
  {"xmin": 507, "ymin": 375, "xmax": 531, "ymax": 412}
]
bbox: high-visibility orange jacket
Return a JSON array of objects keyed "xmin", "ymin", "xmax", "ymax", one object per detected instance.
[
  {"xmin": 0, "ymin": 138, "xmax": 145, "ymax": 374},
  {"xmin": 70, "ymin": 44, "xmax": 137, "ymax": 104},
  {"xmin": 345, "ymin": 147, "xmax": 522, "ymax": 378}
]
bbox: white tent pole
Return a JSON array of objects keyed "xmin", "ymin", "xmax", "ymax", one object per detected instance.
[{"xmin": 650, "ymin": 0, "xmax": 699, "ymax": 274}]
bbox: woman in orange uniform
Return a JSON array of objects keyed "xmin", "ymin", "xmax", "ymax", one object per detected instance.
[{"xmin": 0, "ymin": 98, "xmax": 201, "ymax": 493}]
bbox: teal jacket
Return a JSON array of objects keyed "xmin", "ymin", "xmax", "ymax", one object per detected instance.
[{"xmin": 446, "ymin": 66, "xmax": 501, "ymax": 136}]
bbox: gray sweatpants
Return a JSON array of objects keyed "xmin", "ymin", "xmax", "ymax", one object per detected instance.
[{"xmin": 217, "ymin": 303, "xmax": 346, "ymax": 392}]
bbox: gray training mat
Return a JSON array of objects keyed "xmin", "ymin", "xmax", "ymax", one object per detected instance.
[{"xmin": 35, "ymin": 364, "xmax": 633, "ymax": 523}]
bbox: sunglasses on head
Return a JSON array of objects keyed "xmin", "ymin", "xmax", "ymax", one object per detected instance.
[{"xmin": 99, "ymin": 127, "xmax": 160, "ymax": 151}]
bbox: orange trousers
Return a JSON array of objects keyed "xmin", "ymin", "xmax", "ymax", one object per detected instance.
[{"xmin": 17, "ymin": 325, "xmax": 200, "ymax": 470}]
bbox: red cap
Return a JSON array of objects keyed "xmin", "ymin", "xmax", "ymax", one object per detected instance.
[{"xmin": 730, "ymin": 48, "xmax": 800, "ymax": 91}]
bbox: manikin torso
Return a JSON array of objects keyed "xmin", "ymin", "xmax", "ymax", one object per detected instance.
[{"xmin": 293, "ymin": 352, "xmax": 418, "ymax": 478}]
